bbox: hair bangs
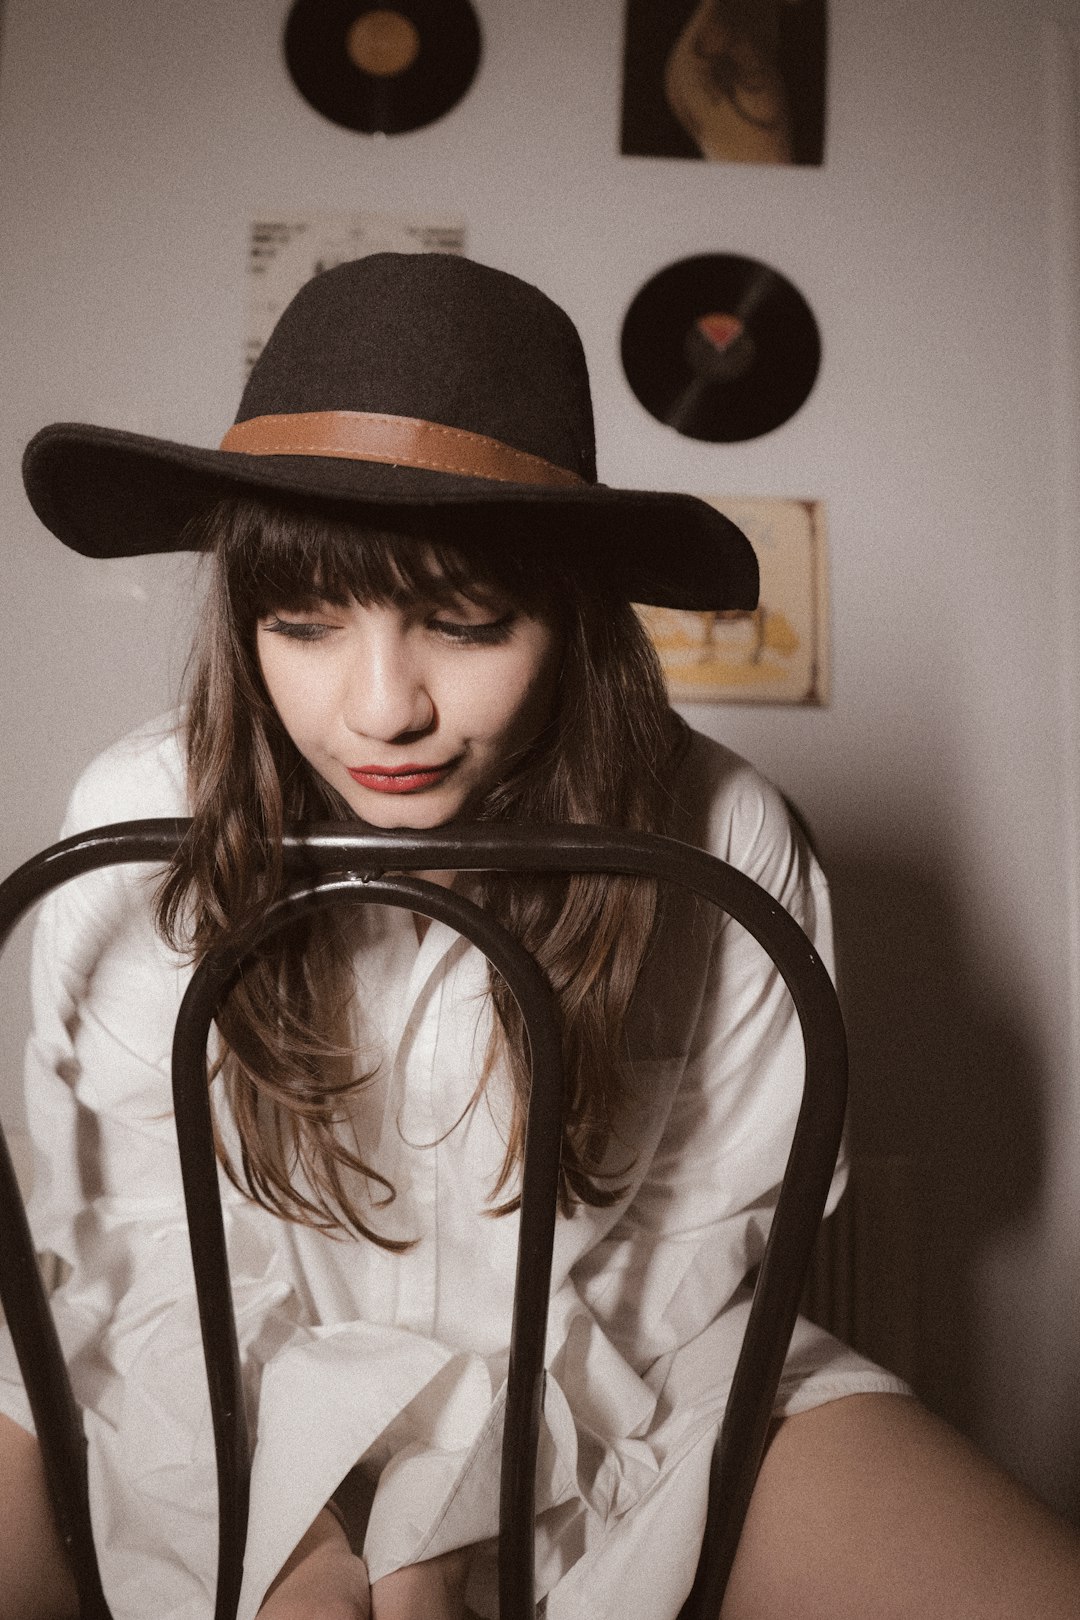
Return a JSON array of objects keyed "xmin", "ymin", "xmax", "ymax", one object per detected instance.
[{"xmin": 202, "ymin": 495, "xmax": 560, "ymax": 623}]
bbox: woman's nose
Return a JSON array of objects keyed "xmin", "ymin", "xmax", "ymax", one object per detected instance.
[{"xmin": 341, "ymin": 620, "xmax": 435, "ymax": 742}]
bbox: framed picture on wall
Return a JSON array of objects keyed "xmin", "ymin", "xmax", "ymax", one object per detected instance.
[
  {"xmin": 636, "ymin": 496, "xmax": 829, "ymax": 704},
  {"xmin": 621, "ymin": 0, "xmax": 828, "ymax": 166}
]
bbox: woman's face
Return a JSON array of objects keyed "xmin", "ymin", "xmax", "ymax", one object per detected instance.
[{"xmin": 256, "ymin": 584, "xmax": 561, "ymax": 829}]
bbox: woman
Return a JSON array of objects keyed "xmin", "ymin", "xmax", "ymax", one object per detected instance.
[{"xmin": 1, "ymin": 254, "xmax": 1077, "ymax": 1620}]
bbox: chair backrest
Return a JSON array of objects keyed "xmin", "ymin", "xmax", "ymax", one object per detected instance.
[{"xmin": 0, "ymin": 819, "xmax": 848, "ymax": 1620}]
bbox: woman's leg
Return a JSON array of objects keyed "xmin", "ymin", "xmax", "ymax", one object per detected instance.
[
  {"xmin": 257, "ymin": 1507, "xmax": 370, "ymax": 1620},
  {"xmin": 720, "ymin": 1393, "xmax": 1080, "ymax": 1620},
  {"xmin": 370, "ymin": 1547, "xmax": 472, "ymax": 1620},
  {"xmin": 256, "ymin": 1520, "xmax": 470, "ymax": 1620},
  {"xmin": 0, "ymin": 1414, "xmax": 77, "ymax": 1620}
]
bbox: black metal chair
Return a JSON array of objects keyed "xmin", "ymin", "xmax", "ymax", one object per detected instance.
[{"xmin": 0, "ymin": 819, "xmax": 848, "ymax": 1620}]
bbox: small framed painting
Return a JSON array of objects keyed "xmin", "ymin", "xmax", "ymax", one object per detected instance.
[{"xmin": 637, "ymin": 496, "xmax": 829, "ymax": 705}]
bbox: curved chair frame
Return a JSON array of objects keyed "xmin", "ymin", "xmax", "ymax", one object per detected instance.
[{"xmin": 0, "ymin": 819, "xmax": 847, "ymax": 1620}]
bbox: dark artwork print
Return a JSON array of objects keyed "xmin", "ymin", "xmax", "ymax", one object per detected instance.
[{"xmin": 621, "ymin": 0, "xmax": 827, "ymax": 166}]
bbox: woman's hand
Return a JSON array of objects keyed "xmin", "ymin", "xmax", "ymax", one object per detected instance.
[{"xmin": 256, "ymin": 1507, "xmax": 370, "ymax": 1620}]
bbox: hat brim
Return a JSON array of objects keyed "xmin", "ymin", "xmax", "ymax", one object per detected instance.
[{"xmin": 22, "ymin": 422, "xmax": 759, "ymax": 612}]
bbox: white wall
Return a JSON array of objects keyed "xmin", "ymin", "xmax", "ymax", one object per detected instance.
[{"xmin": 2, "ymin": 0, "xmax": 1079, "ymax": 1517}]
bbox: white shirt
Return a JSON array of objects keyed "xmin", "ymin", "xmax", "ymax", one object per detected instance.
[{"xmin": 0, "ymin": 714, "xmax": 907, "ymax": 1620}]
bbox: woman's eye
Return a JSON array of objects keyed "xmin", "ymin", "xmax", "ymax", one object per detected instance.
[
  {"xmin": 430, "ymin": 612, "xmax": 516, "ymax": 645},
  {"xmin": 261, "ymin": 616, "xmax": 333, "ymax": 642}
]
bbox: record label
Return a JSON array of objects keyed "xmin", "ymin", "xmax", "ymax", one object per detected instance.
[
  {"xmin": 346, "ymin": 10, "xmax": 421, "ymax": 76},
  {"xmin": 284, "ymin": 0, "xmax": 482, "ymax": 135},
  {"xmin": 620, "ymin": 254, "xmax": 821, "ymax": 442}
]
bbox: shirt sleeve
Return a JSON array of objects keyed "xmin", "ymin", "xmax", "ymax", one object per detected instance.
[
  {"xmin": 0, "ymin": 725, "xmax": 306, "ymax": 1616},
  {"xmin": 571, "ymin": 751, "xmax": 846, "ymax": 1372}
]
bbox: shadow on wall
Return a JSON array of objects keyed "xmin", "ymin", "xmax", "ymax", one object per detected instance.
[{"xmin": 810, "ymin": 853, "xmax": 1047, "ymax": 1457}]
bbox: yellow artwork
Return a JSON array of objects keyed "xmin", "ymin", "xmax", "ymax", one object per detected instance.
[{"xmin": 636, "ymin": 497, "xmax": 828, "ymax": 705}]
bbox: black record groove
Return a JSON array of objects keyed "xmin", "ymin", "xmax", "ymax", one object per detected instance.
[
  {"xmin": 620, "ymin": 254, "xmax": 821, "ymax": 442},
  {"xmin": 284, "ymin": 0, "xmax": 482, "ymax": 135}
]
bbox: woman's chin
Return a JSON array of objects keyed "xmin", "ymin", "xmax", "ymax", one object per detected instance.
[{"xmin": 348, "ymin": 789, "xmax": 467, "ymax": 831}]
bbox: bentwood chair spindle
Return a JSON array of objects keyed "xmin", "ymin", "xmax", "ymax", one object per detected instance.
[{"xmin": 0, "ymin": 820, "xmax": 848, "ymax": 1620}]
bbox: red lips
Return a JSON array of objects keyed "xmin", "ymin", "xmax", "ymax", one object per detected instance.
[{"xmin": 347, "ymin": 762, "xmax": 456, "ymax": 794}]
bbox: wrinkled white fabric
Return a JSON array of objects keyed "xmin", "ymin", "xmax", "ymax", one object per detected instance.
[{"xmin": 0, "ymin": 714, "xmax": 908, "ymax": 1619}]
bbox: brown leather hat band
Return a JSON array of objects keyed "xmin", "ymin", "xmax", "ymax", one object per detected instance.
[{"xmin": 219, "ymin": 410, "xmax": 587, "ymax": 488}]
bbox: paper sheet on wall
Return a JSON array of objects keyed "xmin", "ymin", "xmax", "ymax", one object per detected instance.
[
  {"xmin": 246, "ymin": 213, "xmax": 466, "ymax": 372},
  {"xmin": 636, "ymin": 497, "xmax": 829, "ymax": 705}
]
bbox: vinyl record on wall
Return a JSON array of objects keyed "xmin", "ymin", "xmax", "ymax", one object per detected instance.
[
  {"xmin": 284, "ymin": 0, "xmax": 482, "ymax": 134},
  {"xmin": 620, "ymin": 254, "xmax": 821, "ymax": 442}
]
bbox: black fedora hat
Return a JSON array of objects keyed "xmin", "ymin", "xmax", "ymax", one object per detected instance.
[{"xmin": 22, "ymin": 253, "xmax": 758, "ymax": 611}]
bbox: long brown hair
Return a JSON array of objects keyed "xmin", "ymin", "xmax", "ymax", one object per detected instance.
[{"xmin": 157, "ymin": 495, "xmax": 681, "ymax": 1245}]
